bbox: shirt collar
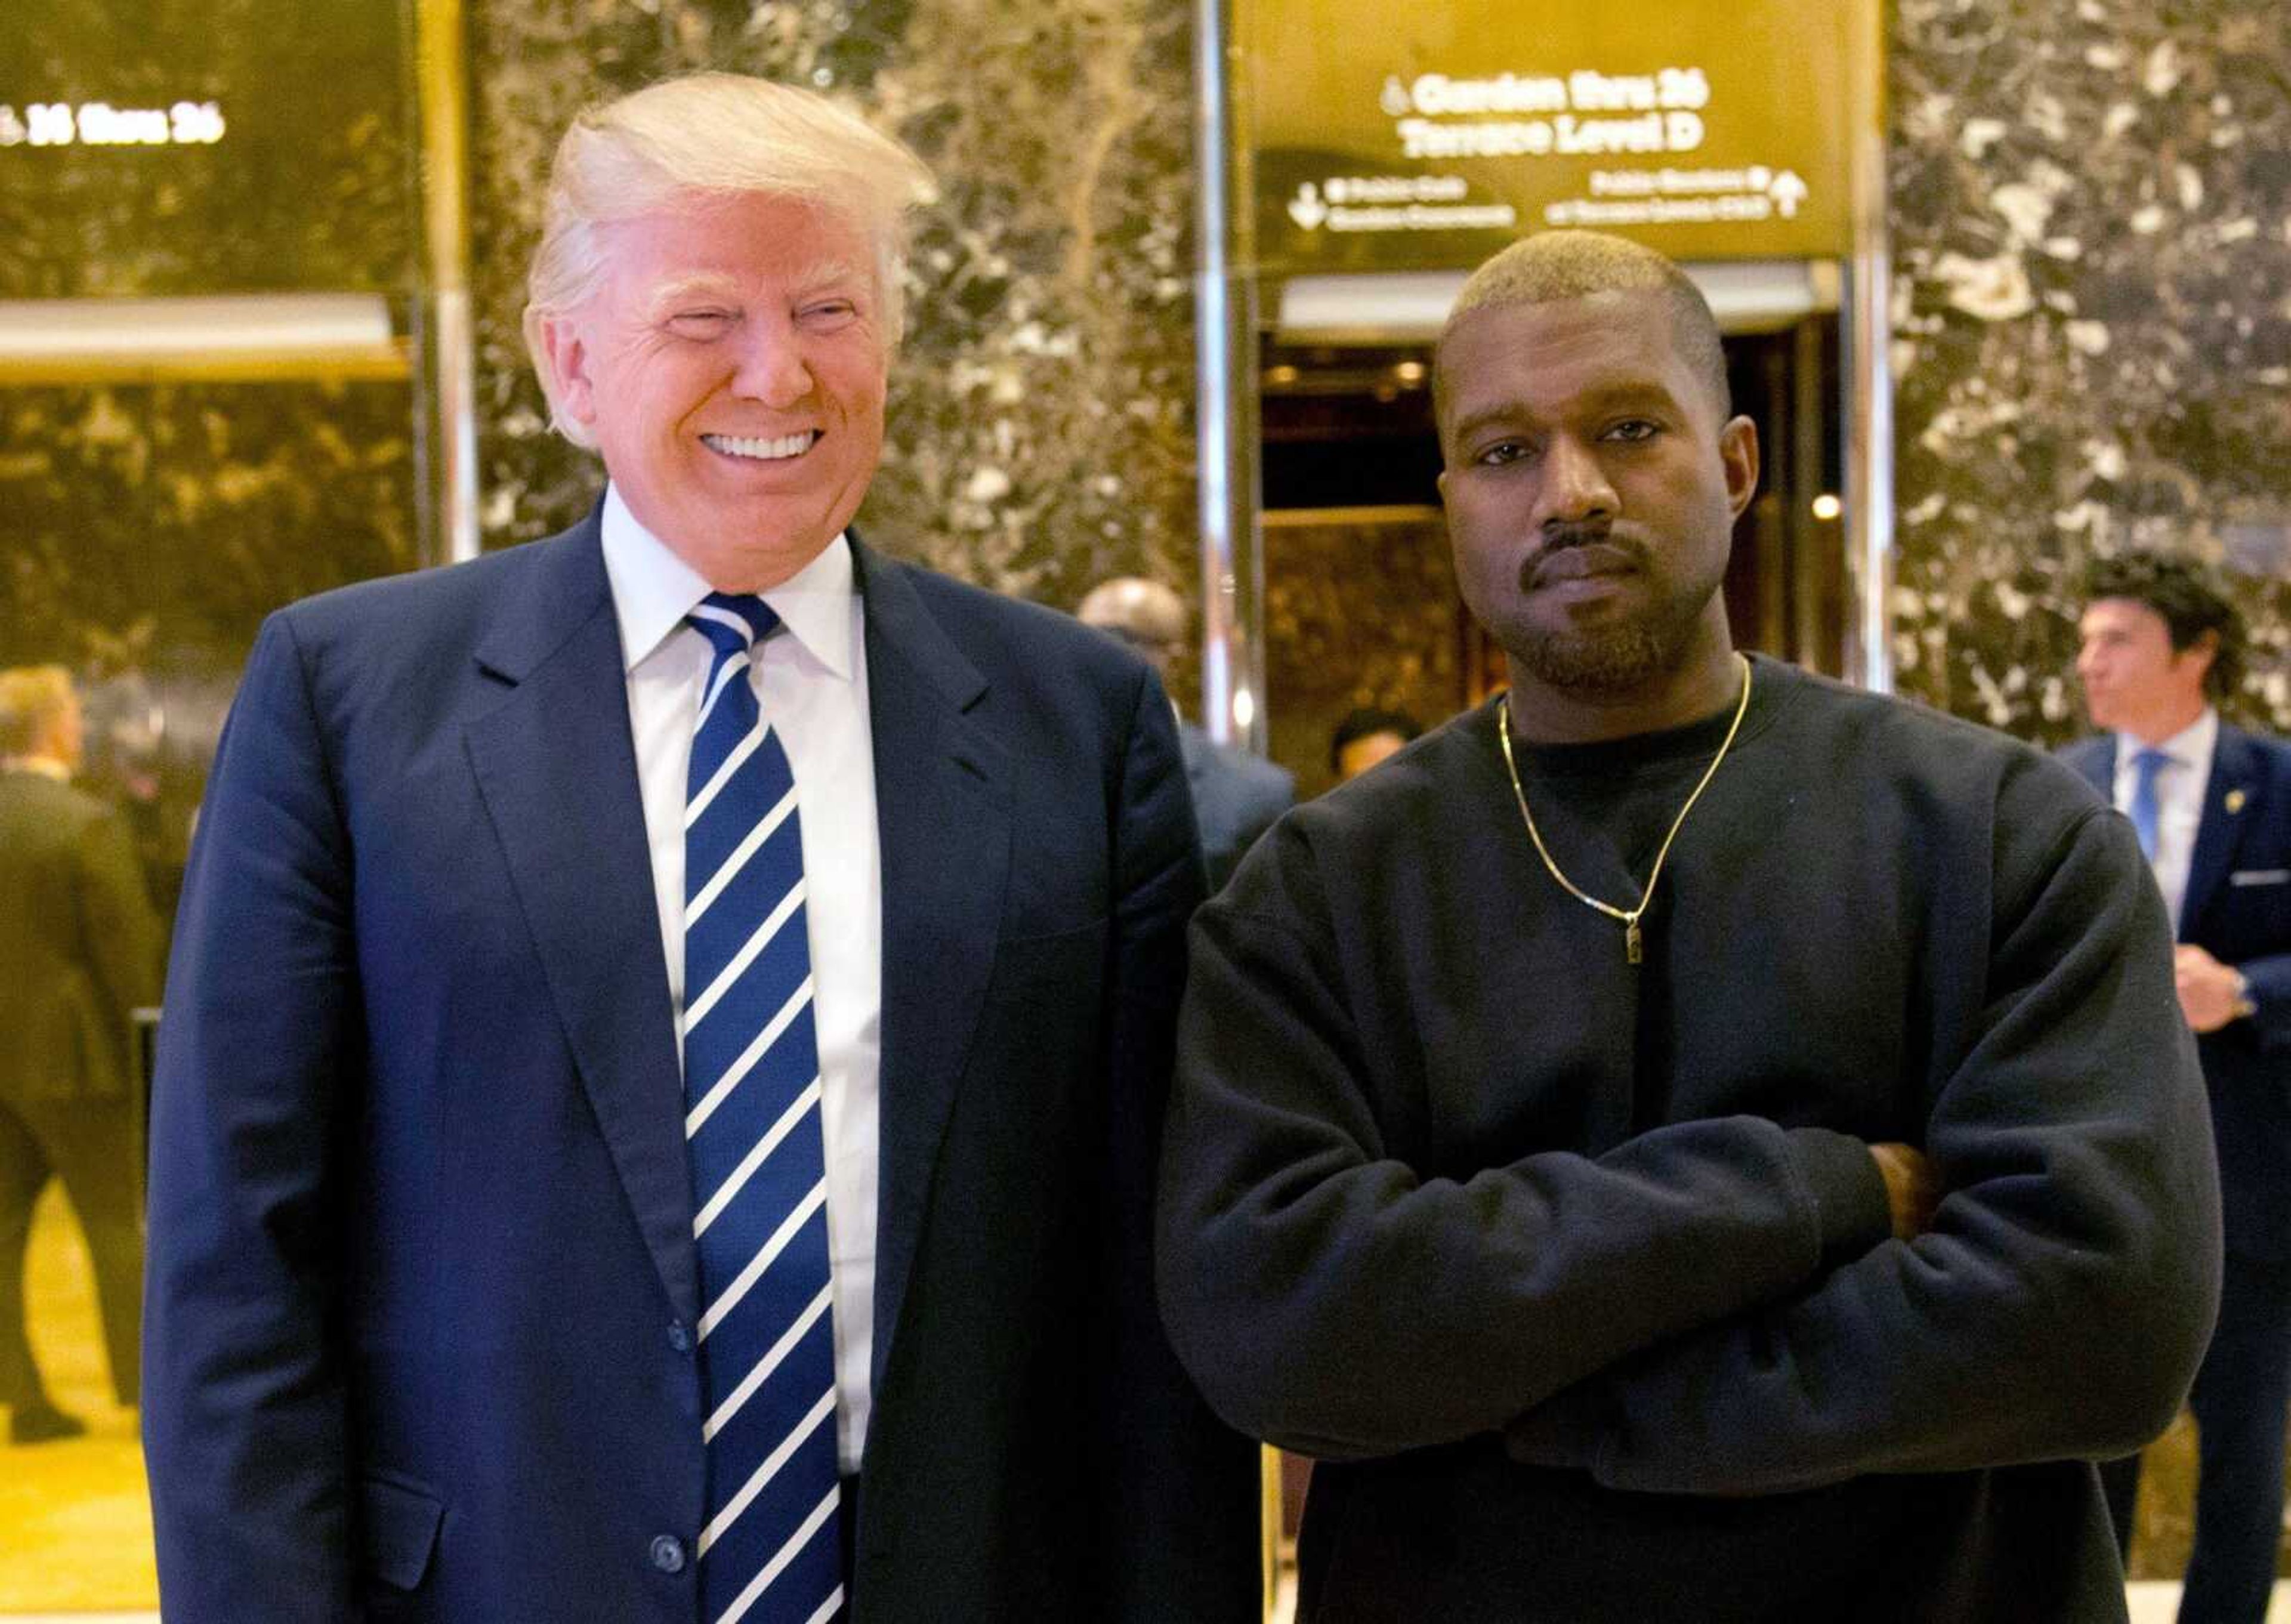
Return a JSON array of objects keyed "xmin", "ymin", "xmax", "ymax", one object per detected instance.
[
  {"xmin": 2119, "ymin": 706, "xmax": 2216, "ymax": 768},
  {"xmin": 599, "ymin": 483, "xmax": 859, "ymax": 681}
]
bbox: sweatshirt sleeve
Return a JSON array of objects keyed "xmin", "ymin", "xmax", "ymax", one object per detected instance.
[
  {"xmin": 1155, "ymin": 820, "xmax": 1894, "ymax": 1461},
  {"xmin": 1503, "ymin": 802, "xmax": 2222, "ymax": 1493}
]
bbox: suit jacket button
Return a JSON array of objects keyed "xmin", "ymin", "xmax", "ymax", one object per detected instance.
[
  {"xmin": 650, "ymin": 1534, "xmax": 687, "ymax": 1574},
  {"xmin": 667, "ymin": 1322, "xmax": 691, "ymax": 1353}
]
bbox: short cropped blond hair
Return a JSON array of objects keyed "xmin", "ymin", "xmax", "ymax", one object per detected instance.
[
  {"xmin": 0, "ymin": 665, "xmax": 76, "ymax": 758},
  {"xmin": 1435, "ymin": 230, "xmax": 1730, "ymax": 425}
]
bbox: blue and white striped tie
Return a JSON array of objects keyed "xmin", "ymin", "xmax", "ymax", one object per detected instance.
[{"xmin": 682, "ymin": 592, "xmax": 845, "ymax": 1624}]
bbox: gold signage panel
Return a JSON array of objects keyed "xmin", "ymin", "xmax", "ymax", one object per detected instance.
[{"xmin": 1245, "ymin": 0, "xmax": 1854, "ymax": 273}]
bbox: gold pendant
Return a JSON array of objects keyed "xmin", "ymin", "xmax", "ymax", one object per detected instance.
[{"xmin": 1626, "ymin": 918, "xmax": 1642, "ymax": 965}]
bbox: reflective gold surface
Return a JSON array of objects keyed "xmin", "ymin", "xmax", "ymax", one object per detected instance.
[
  {"xmin": 0, "ymin": 342, "xmax": 413, "ymax": 385},
  {"xmin": 0, "ymin": 1188, "xmax": 155, "ymax": 1611}
]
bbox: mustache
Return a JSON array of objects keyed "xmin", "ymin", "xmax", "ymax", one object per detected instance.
[{"xmin": 1520, "ymin": 525, "xmax": 1647, "ymax": 587}]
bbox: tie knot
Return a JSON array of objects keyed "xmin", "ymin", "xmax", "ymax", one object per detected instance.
[
  {"xmin": 2133, "ymin": 747, "xmax": 2172, "ymax": 783},
  {"xmin": 689, "ymin": 592, "xmax": 781, "ymax": 658}
]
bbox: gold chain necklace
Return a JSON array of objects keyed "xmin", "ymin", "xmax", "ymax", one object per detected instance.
[{"xmin": 1496, "ymin": 653, "xmax": 1753, "ymax": 967}]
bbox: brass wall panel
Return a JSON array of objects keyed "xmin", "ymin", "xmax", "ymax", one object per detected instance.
[{"xmin": 1262, "ymin": 506, "xmax": 1463, "ymax": 800}]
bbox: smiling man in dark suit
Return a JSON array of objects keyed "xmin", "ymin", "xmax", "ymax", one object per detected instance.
[
  {"xmin": 2065, "ymin": 551, "xmax": 2291, "ymax": 1624},
  {"xmin": 141, "ymin": 73, "xmax": 1255, "ymax": 1624}
]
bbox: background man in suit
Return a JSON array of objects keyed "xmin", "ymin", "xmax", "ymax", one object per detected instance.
[
  {"xmin": 2065, "ymin": 552, "xmax": 2291, "ymax": 1624},
  {"xmin": 0, "ymin": 665, "xmax": 158, "ymax": 1444},
  {"xmin": 1076, "ymin": 576, "xmax": 1292, "ymax": 888},
  {"xmin": 143, "ymin": 74, "xmax": 1256, "ymax": 1622}
]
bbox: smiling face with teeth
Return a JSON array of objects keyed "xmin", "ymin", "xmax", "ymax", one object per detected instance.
[{"xmin": 538, "ymin": 190, "xmax": 890, "ymax": 591}]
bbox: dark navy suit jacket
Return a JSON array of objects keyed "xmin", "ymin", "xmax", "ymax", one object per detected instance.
[
  {"xmin": 1177, "ymin": 722, "xmax": 1293, "ymax": 891},
  {"xmin": 2062, "ymin": 724, "xmax": 2291, "ymax": 1261},
  {"xmin": 142, "ymin": 514, "xmax": 1258, "ymax": 1622}
]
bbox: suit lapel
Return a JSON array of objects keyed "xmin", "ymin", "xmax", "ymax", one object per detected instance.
[
  {"xmin": 463, "ymin": 516, "xmax": 698, "ymax": 1326},
  {"xmin": 2186, "ymin": 726, "xmax": 2259, "ymax": 933},
  {"xmin": 852, "ymin": 538, "xmax": 1012, "ymax": 1397},
  {"xmin": 2067, "ymin": 737, "xmax": 2114, "ymax": 799}
]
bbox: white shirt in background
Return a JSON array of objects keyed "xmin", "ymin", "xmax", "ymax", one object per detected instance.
[{"xmin": 2111, "ymin": 707, "xmax": 2218, "ymax": 934}]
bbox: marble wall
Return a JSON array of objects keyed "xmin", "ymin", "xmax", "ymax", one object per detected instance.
[
  {"xmin": 1888, "ymin": 0, "xmax": 2291, "ymax": 745},
  {"xmin": 468, "ymin": 0, "xmax": 1202, "ymax": 613},
  {"xmin": 1888, "ymin": 1, "xmax": 2291, "ymax": 1574}
]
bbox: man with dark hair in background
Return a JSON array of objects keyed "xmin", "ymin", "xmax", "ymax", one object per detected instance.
[
  {"xmin": 0, "ymin": 664, "xmax": 158, "ymax": 1445},
  {"xmin": 1159, "ymin": 229, "xmax": 2222, "ymax": 1620},
  {"xmin": 1329, "ymin": 706, "xmax": 1421, "ymax": 784},
  {"xmin": 2064, "ymin": 552, "xmax": 2291, "ymax": 1624}
]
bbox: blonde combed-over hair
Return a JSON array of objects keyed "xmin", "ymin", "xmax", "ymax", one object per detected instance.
[{"xmin": 521, "ymin": 73, "xmax": 935, "ymax": 447}]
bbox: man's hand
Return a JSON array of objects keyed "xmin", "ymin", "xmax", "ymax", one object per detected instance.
[
  {"xmin": 2174, "ymin": 943, "xmax": 2246, "ymax": 1033},
  {"xmin": 1869, "ymin": 1142, "xmax": 1940, "ymax": 1240}
]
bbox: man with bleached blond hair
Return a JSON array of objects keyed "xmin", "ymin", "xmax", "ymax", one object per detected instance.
[
  {"xmin": 1159, "ymin": 229, "xmax": 2219, "ymax": 1620},
  {"xmin": 144, "ymin": 73, "xmax": 1256, "ymax": 1624}
]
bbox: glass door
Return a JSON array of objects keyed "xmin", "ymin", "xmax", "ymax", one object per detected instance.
[{"xmin": 0, "ymin": 2, "xmax": 433, "ymax": 1607}]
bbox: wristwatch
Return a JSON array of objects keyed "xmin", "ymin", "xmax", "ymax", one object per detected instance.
[{"xmin": 2231, "ymin": 970, "xmax": 2259, "ymax": 1022}]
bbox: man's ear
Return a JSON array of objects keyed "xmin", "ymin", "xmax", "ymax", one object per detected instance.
[
  {"xmin": 536, "ymin": 312, "xmax": 599, "ymax": 429},
  {"xmin": 2183, "ymin": 628, "xmax": 2221, "ymax": 683},
  {"xmin": 1719, "ymin": 415, "xmax": 1760, "ymax": 520}
]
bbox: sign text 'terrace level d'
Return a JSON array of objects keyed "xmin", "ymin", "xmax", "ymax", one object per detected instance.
[{"xmin": 1245, "ymin": 2, "xmax": 1852, "ymax": 275}]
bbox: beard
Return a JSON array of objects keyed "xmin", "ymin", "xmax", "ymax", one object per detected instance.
[
  {"xmin": 1512, "ymin": 619, "xmax": 1680, "ymax": 693},
  {"xmin": 1505, "ymin": 533, "xmax": 1721, "ymax": 694}
]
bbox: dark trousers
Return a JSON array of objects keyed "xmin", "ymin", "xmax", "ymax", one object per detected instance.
[
  {"xmin": 2106, "ymin": 1251, "xmax": 2291, "ymax": 1624},
  {"xmin": 0, "ymin": 1094, "xmax": 143, "ymax": 1410}
]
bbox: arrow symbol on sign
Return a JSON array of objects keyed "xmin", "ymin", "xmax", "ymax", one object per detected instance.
[
  {"xmin": 1289, "ymin": 182, "xmax": 1329, "ymax": 231},
  {"xmin": 1770, "ymin": 169, "xmax": 1808, "ymax": 217}
]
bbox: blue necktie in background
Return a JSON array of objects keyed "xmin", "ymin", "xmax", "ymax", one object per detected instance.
[
  {"xmin": 682, "ymin": 593, "xmax": 845, "ymax": 1624},
  {"xmin": 2131, "ymin": 746, "xmax": 2170, "ymax": 863}
]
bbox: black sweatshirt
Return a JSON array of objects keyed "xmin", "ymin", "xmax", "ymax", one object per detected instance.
[{"xmin": 1159, "ymin": 656, "xmax": 2222, "ymax": 1622}]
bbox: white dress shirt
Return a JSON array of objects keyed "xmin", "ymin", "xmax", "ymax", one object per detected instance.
[
  {"xmin": 600, "ymin": 485, "xmax": 882, "ymax": 1473},
  {"xmin": 2111, "ymin": 708, "xmax": 2217, "ymax": 933}
]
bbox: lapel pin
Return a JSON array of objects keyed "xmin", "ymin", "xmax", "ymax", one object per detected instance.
[{"xmin": 2227, "ymin": 789, "xmax": 2248, "ymax": 814}]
